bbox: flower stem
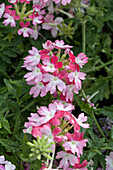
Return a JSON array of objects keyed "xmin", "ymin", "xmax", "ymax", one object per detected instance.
[
  {"xmin": 55, "ymin": 8, "xmax": 73, "ymax": 18},
  {"xmin": 20, "ymin": 99, "xmax": 37, "ymax": 113},
  {"xmin": 85, "ymin": 59, "xmax": 113, "ymax": 73},
  {"xmin": 82, "ymin": 21, "xmax": 86, "ymax": 53},
  {"xmin": 48, "ymin": 144, "xmax": 56, "ymax": 169},
  {"xmin": 91, "ymin": 111, "xmax": 108, "ymax": 142}
]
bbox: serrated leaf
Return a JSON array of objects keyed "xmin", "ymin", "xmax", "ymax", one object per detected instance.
[
  {"xmin": 0, "ymin": 139, "xmax": 20, "ymax": 152},
  {"xmin": 99, "ymin": 105, "xmax": 113, "ymax": 121},
  {"xmin": 0, "ymin": 116, "xmax": 11, "ymax": 133}
]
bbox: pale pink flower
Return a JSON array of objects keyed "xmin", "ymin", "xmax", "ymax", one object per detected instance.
[
  {"xmin": 42, "ymin": 14, "xmax": 63, "ymax": 37},
  {"xmin": 29, "ymin": 13, "xmax": 43, "ymax": 25},
  {"xmin": 5, "ymin": 162, "xmax": 16, "ymax": 170},
  {"xmin": 105, "ymin": 152, "xmax": 113, "ymax": 170},
  {"xmin": 3, "ymin": 10, "xmax": 20, "ymax": 27},
  {"xmin": 53, "ymin": 100, "xmax": 74, "ymax": 112},
  {"xmin": 63, "ymin": 132, "xmax": 88, "ymax": 157},
  {"xmin": 43, "ymin": 73, "xmax": 66, "ymax": 94},
  {"xmin": 0, "ymin": 3, "xmax": 5, "ymax": 18},
  {"xmin": 68, "ymin": 63, "xmax": 86, "ymax": 89},
  {"xmin": 37, "ymin": 103, "xmax": 57, "ymax": 124},
  {"xmin": 29, "ymin": 81, "xmax": 47, "ymax": 97},
  {"xmin": 62, "ymin": 84, "xmax": 79, "ymax": 102},
  {"xmin": 24, "ymin": 66, "xmax": 42, "ymax": 83},
  {"xmin": 53, "ymin": 0, "xmax": 71, "ymax": 5},
  {"xmin": 18, "ymin": 21, "xmax": 33, "ymax": 37},
  {"xmin": 73, "ymin": 113, "xmax": 89, "ymax": 129},
  {"xmin": 8, "ymin": 0, "xmax": 18, "ymax": 4},
  {"xmin": 54, "ymin": 40, "xmax": 73, "ymax": 49},
  {"xmin": 56, "ymin": 151, "xmax": 78, "ymax": 170},
  {"xmin": 22, "ymin": 47, "xmax": 41, "ymax": 70},
  {"xmin": 69, "ymin": 52, "xmax": 88, "ymax": 68},
  {"xmin": 19, "ymin": 0, "xmax": 31, "ymax": 4},
  {"xmin": 23, "ymin": 122, "xmax": 33, "ymax": 134},
  {"xmin": 42, "ymin": 40, "xmax": 55, "ymax": 51},
  {"xmin": 28, "ymin": 113, "xmax": 42, "ymax": 126}
]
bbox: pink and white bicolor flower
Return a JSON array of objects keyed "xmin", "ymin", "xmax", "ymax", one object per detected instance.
[
  {"xmin": 29, "ymin": 81, "xmax": 47, "ymax": 97},
  {"xmin": 42, "ymin": 40, "xmax": 55, "ymax": 51},
  {"xmin": 68, "ymin": 63, "xmax": 86, "ymax": 89},
  {"xmin": 54, "ymin": 40, "xmax": 73, "ymax": 49},
  {"xmin": 42, "ymin": 55, "xmax": 63, "ymax": 73},
  {"xmin": 0, "ymin": 3, "xmax": 5, "ymax": 18},
  {"xmin": 29, "ymin": 13, "xmax": 43, "ymax": 25},
  {"xmin": 56, "ymin": 151, "xmax": 78, "ymax": 170},
  {"xmin": 73, "ymin": 113, "xmax": 89, "ymax": 129},
  {"xmin": 18, "ymin": 21, "xmax": 33, "ymax": 37},
  {"xmin": 22, "ymin": 47, "xmax": 41, "ymax": 71},
  {"xmin": 3, "ymin": 10, "xmax": 20, "ymax": 27},
  {"xmin": 69, "ymin": 52, "xmax": 88, "ymax": 68},
  {"xmin": 43, "ymin": 73, "xmax": 66, "ymax": 94}
]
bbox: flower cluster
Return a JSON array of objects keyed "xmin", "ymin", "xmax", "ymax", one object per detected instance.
[
  {"xmin": 23, "ymin": 39, "xmax": 89, "ymax": 169},
  {"xmin": 0, "ymin": 155, "xmax": 16, "ymax": 170},
  {"xmin": 24, "ymin": 100, "xmax": 89, "ymax": 169},
  {"xmin": 23, "ymin": 40, "xmax": 88, "ymax": 102}
]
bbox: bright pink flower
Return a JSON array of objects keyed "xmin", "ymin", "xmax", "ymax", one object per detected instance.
[
  {"xmin": 68, "ymin": 62, "xmax": 86, "ymax": 89},
  {"xmin": 69, "ymin": 52, "xmax": 88, "ymax": 68},
  {"xmin": 63, "ymin": 132, "xmax": 88, "ymax": 157},
  {"xmin": 43, "ymin": 73, "xmax": 66, "ymax": 94},
  {"xmin": 29, "ymin": 13, "xmax": 43, "ymax": 25},
  {"xmin": 42, "ymin": 40, "xmax": 55, "ymax": 51},
  {"xmin": 5, "ymin": 5, "xmax": 12, "ymax": 14},
  {"xmin": 54, "ymin": 40, "xmax": 73, "ymax": 49},
  {"xmin": 22, "ymin": 47, "xmax": 41, "ymax": 70},
  {"xmin": 18, "ymin": 21, "xmax": 33, "ymax": 37},
  {"xmin": 42, "ymin": 55, "xmax": 63, "ymax": 73},
  {"xmin": 0, "ymin": 3, "xmax": 5, "ymax": 18},
  {"xmin": 33, "ymin": 4, "xmax": 45, "ymax": 15},
  {"xmin": 56, "ymin": 151, "xmax": 78, "ymax": 170},
  {"xmin": 73, "ymin": 158, "xmax": 89, "ymax": 170},
  {"xmin": 19, "ymin": 0, "xmax": 31, "ymax": 4}
]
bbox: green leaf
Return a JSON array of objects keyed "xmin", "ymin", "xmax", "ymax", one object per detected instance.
[
  {"xmin": 0, "ymin": 116, "xmax": 11, "ymax": 133},
  {"xmin": 99, "ymin": 105, "xmax": 113, "ymax": 120},
  {"xmin": 0, "ymin": 139, "xmax": 20, "ymax": 152},
  {"xmin": 111, "ymin": 126, "xmax": 113, "ymax": 140}
]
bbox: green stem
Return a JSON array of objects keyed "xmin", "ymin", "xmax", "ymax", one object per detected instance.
[
  {"xmin": 85, "ymin": 59, "xmax": 113, "ymax": 73},
  {"xmin": 20, "ymin": 99, "xmax": 37, "ymax": 113},
  {"xmin": 48, "ymin": 144, "xmax": 56, "ymax": 169},
  {"xmin": 82, "ymin": 21, "xmax": 86, "ymax": 53},
  {"xmin": 24, "ymin": 10, "xmax": 34, "ymax": 17},
  {"xmin": 92, "ymin": 111, "xmax": 108, "ymax": 142},
  {"xmin": 55, "ymin": 8, "xmax": 73, "ymax": 18}
]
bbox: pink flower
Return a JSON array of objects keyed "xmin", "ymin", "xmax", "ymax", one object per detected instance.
[
  {"xmin": 73, "ymin": 113, "xmax": 89, "ymax": 129},
  {"xmin": 8, "ymin": 0, "xmax": 18, "ymax": 4},
  {"xmin": 22, "ymin": 47, "xmax": 41, "ymax": 70},
  {"xmin": 19, "ymin": 0, "xmax": 31, "ymax": 4},
  {"xmin": 0, "ymin": 3, "xmax": 5, "ymax": 18},
  {"xmin": 56, "ymin": 151, "xmax": 78, "ymax": 170},
  {"xmin": 68, "ymin": 62, "xmax": 86, "ymax": 89},
  {"xmin": 18, "ymin": 21, "xmax": 33, "ymax": 37},
  {"xmin": 42, "ymin": 55, "xmax": 63, "ymax": 73},
  {"xmin": 0, "ymin": 156, "xmax": 16, "ymax": 170},
  {"xmin": 105, "ymin": 152, "xmax": 113, "ymax": 170},
  {"xmin": 73, "ymin": 158, "xmax": 89, "ymax": 170},
  {"xmin": 54, "ymin": 40, "xmax": 73, "ymax": 49},
  {"xmin": 42, "ymin": 40, "xmax": 55, "ymax": 51},
  {"xmin": 53, "ymin": 100, "xmax": 74, "ymax": 112},
  {"xmin": 69, "ymin": 52, "xmax": 88, "ymax": 68},
  {"xmin": 29, "ymin": 13, "xmax": 43, "ymax": 25},
  {"xmin": 3, "ymin": 10, "xmax": 20, "ymax": 27},
  {"xmin": 29, "ymin": 81, "xmax": 47, "ymax": 97},
  {"xmin": 63, "ymin": 132, "xmax": 88, "ymax": 157},
  {"xmin": 24, "ymin": 66, "xmax": 43, "ymax": 83},
  {"xmin": 42, "ymin": 14, "xmax": 64, "ymax": 37},
  {"xmin": 62, "ymin": 84, "xmax": 79, "ymax": 102},
  {"xmin": 53, "ymin": 0, "xmax": 71, "ymax": 5},
  {"xmin": 43, "ymin": 73, "xmax": 66, "ymax": 94}
]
